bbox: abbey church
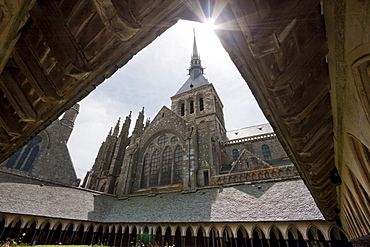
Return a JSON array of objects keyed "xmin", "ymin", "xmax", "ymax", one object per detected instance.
[
  {"xmin": 84, "ymin": 33, "xmax": 291, "ymax": 198},
  {"xmin": 0, "ymin": 33, "xmax": 352, "ymax": 247}
]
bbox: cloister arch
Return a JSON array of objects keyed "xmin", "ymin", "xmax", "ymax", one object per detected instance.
[
  {"xmin": 222, "ymin": 225, "xmax": 234, "ymax": 247},
  {"xmin": 196, "ymin": 227, "xmax": 206, "ymax": 247},
  {"xmin": 236, "ymin": 225, "xmax": 249, "ymax": 247},
  {"xmin": 0, "ymin": 214, "xmax": 350, "ymax": 246},
  {"xmin": 251, "ymin": 226, "xmax": 267, "ymax": 247},
  {"xmin": 287, "ymin": 226, "xmax": 306, "ymax": 247},
  {"xmin": 269, "ymin": 225, "xmax": 286, "ymax": 247},
  {"xmin": 329, "ymin": 226, "xmax": 351, "ymax": 247},
  {"xmin": 174, "ymin": 227, "xmax": 181, "ymax": 247},
  {"xmin": 185, "ymin": 227, "xmax": 193, "ymax": 247}
]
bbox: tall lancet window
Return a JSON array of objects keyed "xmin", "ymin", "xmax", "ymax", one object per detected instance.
[
  {"xmin": 150, "ymin": 150, "xmax": 160, "ymax": 187},
  {"xmin": 190, "ymin": 100, "xmax": 194, "ymax": 114},
  {"xmin": 262, "ymin": 144, "xmax": 272, "ymax": 160},
  {"xmin": 180, "ymin": 103, "xmax": 185, "ymax": 116},
  {"xmin": 160, "ymin": 146, "xmax": 172, "ymax": 185},
  {"xmin": 199, "ymin": 97, "xmax": 204, "ymax": 111},
  {"xmin": 173, "ymin": 145, "xmax": 183, "ymax": 184},
  {"xmin": 6, "ymin": 135, "xmax": 42, "ymax": 171},
  {"xmin": 141, "ymin": 154, "xmax": 150, "ymax": 188},
  {"xmin": 232, "ymin": 149, "xmax": 240, "ymax": 161}
]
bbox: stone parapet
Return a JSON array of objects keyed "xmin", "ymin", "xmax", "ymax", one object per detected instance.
[
  {"xmin": 211, "ymin": 165, "xmax": 299, "ymax": 186},
  {"xmin": 224, "ymin": 133, "xmax": 276, "ymax": 145}
]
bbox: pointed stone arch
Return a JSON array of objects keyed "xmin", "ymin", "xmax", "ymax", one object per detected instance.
[
  {"xmin": 235, "ymin": 225, "xmax": 249, "ymax": 247},
  {"xmin": 307, "ymin": 225, "xmax": 329, "ymax": 247},
  {"xmin": 34, "ymin": 220, "xmax": 51, "ymax": 245},
  {"xmin": 163, "ymin": 226, "xmax": 171, "ymax": 246},
  {"xmin": 84, "ymin": 223, "xmax": 95, "ymax": 245},
  {"xmin": 49, "ymin": 221, "xmax": 63, "ymax": 244},
  {"xmin": 154, "ymin": 225, "xmax": 162, "ymax": 246},
  {"xmin": 286, "ymin": 225, "xmax": 306, "ymax": 247},
  {"xmin": 184, "ymin": 226, "xmax": 194, "ymax": 247},
  {"xmin": 251, "ymin": 225, "xmax": 267, "ymax": 247},
  {"xmin": 222, "ymin": 224, "xmax": 234, "ymax": 247},
  {"xmin": 268, "ymin": 225, "xmax": 286, "ymax": 247},
  {"xmin": 196, "ymin": 226, "xmax": 206, "ymax": 247},
  {"xmin": 209, "ymin": 226, "xmax": 219, "ymax": 247},
  {"xmin": 174, "ymin": 226, "xmax": 182, "ymax": 247},
  {"xmin": 329, "ymin": 225, "xmax": 351, "ymax": 246}
]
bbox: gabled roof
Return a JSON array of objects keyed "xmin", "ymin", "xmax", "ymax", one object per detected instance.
[
  {"xmin": 174, "ymin": 74, "xmax": 209, "ymax": 95},
  {"xmin": 224, "ymin": 123, "xmax": 272, "ymax": 141},
  {"xmin": 0, "ymin": 172, "xmax": 324, "ymax": 222}
]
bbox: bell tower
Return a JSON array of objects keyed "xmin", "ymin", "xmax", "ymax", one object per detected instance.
[{"xmin": 170, "ymin": 29, "xmax": 226, "ymax": 134}]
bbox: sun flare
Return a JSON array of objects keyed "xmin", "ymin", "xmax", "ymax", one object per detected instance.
[{"xmin": 204, "ymin": 18, "xmax": 216, "ymax": 30}]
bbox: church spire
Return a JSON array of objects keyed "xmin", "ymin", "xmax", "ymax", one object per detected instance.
[
  {"xmin": 113, "ymin": 117, "xmax": 120, "ymax": 137},
  {"xmin": 189, "ymin": 28, "xmax": 204, "ymax": 79},
  {"xmin": 192, "ymin": 28, "xmax": 199, "ymax": 59}
]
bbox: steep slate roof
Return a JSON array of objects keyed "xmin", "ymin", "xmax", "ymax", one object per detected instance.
[
  {"xmin": 224, "ymin": 123, "xmax": 273, "ymax": 141},
  {"xmin": 174, "ymin": 74, "xmax": 209, "ymax": 95},
  {"xmin": 0, "ymin": 172, "xmax": 323, "ymax": 223}
]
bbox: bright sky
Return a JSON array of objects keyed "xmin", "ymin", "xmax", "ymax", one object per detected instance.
[{"xmin": 67, "ymin": 20, "xmax": 268, "ymax": 180}]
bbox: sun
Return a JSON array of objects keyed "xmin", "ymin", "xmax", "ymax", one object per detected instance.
[{"xmin": 203, "ymin": 18, "xmax": 216, "ymax": 30}]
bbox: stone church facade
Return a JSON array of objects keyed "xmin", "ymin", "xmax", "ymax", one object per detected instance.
[
  {"xmin": 0, "ymin": 35, "xmax": 352, "ymax": 247},
  {"xmin": 84, "ymin": 34, "xmax": 289, "ymax": 198}
]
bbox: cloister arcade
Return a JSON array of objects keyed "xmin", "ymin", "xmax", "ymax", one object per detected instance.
[{"xmin": 0, "ymin": 214, "xmax": 350, "ymax": 247}]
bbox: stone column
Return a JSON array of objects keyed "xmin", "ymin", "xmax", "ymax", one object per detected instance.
[
  {"xmin": 285, "ymin": 239, "xmax": 289, "ymax": 247},
  {"xmin": 305, "ymin": 240, "xmax": 310, "ymax": 247},
  {"xmin": 70, "ymin": 231, "xmax": 76, "ymax": 244},
  {"xmin": 120, "ymin": 232, "xmax": 124, "ymax": 247},
  {"xmin": 48, "ymin": 229, "xmax": 56, "ymax": 244},
  {"xmin": 31, "ymin": 228, "xmax": 40, "ymax": 244},
  {"xmin": 81, "ymin": 231, "xmax": 87, "ymax": 245},
  {"xmin": 127, "ymin": 233, "xmax": 132, "ymax": 246},
  {"xmin": 181, "ymin": 236, "xmax": 185, "ymax": 247},
  {"xmin": 266, "ymin": 239, "xmax": 271, "ymax": 247},
  {"xmin": 58, "ymin": 230, "xmax": 65, "ymax": 244},
  {"xmin": 5, "ymin": 226, "xmax": 13, "ymax": 239},
  {"xmin": 249, "ymin": 238, "xmax": 253, "ymax": 247},
  {"xmin": 113, "ymin": 232, "xmax": 117, "ymax": 246},
  {"xmin": 45, "ymin": 229, "xmax": 51, "ymax": 244},
  {"xmin": 243, "ymin": 237, "xmax": 247, "ymax": 247},
  {"xmin": 91, "ymin": 232, "xmax": 96, "ymax": 245}
]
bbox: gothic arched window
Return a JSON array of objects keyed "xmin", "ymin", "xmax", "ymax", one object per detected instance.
[
  {"xmin": 190, "ymin": 100, "xmax": 194, "ymax": 114},
  {"xmin": 23, "ymin": 146, "xmax": 39, "ymax": 172},
  {"xmin": 158, "ymin": 135, "xmax": 168, "ymax": 146},
  {"xmin": 149, "ymin": 150, "xmax": 160, "ymax": 187},
  {"xmin": 141, "ymin": 154, "xmax": 150, "ymax": 188},
  {"xmin": 232, "ymin": 149, "xmax": 239, "ymax": 161},
  {"xmin": 7, "ymin": 136, "xmax": 42, "ymax": 171},
  {"xmin": 160, "ymin": 146, "xmax": 172, "ymax": 186},
  {"xmin": 174, "ymin": 145, "xmax": 183, "ymax": 184},
  {"xmin": 199, "ymin": 97, "xmax": 204, "ymax": 111},
  {"xmin": 262, "ymin": 144, "xmax": 272, "ymax": 160},
  {"xmin": 5, "ymin": 149, "xmax": 21, "ymax": 168}
]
